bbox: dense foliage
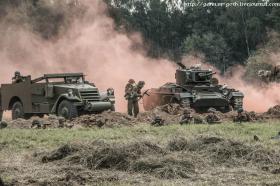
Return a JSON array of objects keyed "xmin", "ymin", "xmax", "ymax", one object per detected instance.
[{"xmin": 106, "ymin": 0, "xmax": 280, "ymax": 72}]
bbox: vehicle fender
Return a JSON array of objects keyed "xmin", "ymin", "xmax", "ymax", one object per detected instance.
[
  {"xmin": 100, "ymin": 91, "xmax": 116, "ymax": 104},
  {"xmin": 173, "ymin": 92, "xmax": 193, "ymax": 101},
  {"xmin": 51, "ymin": 94, "xmax": 81, "ymax": 113},
  {"xmin": 229, "ymin": 91, "xmax": 244, "ymax": 99}
]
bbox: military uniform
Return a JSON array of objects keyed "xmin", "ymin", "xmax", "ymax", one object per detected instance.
[
  {"xmin": 125, "ymin": 79, "xmax": 137, "ymax": 117},
  {"xmin": 206, "ymin": 108, "xmax": 221, "ymax": 124},
  {"xmin": 12, "ymin": 71, "xmax": 24, "ymax": 84},
  {"xmin": 180, "ymin": 110, "xmax": 193, "ymax": 125},
  {"xmin": 151, "ymin": 115, "xmax": 165, "ymax": 126},
  {"xmin": 235, "ymin": 108, "xmax": 245, "ymax": 123},
  {"xmin": 125, "ymin": 80, "xmax": 145, "ymax": 117}
]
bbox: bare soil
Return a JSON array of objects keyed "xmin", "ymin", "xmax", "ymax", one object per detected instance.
[{"xmin": 3, "ymin": 104, "xmax": 280, "ymax": 130}]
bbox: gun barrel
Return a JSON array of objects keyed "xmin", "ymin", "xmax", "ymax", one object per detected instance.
[{"xmin": 199, "ymin": 72, "xmax": 217, "ymax": 77}]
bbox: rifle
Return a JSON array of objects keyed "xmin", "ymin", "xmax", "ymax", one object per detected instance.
[{"xmin": 138, "ymin": 90, "xmax": 150, "ymax": 101}]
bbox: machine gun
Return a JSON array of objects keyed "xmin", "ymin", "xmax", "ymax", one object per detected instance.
[
  {"xmin": 177, "ymin": 62, "xmax": 187, "ymax": 69},
  {"xmin": 198, "ymin": 72, "xmax": 217, "ymax": 78}
]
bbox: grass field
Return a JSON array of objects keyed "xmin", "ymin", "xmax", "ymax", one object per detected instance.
[{"xmin": 1, "ymin": 121, "xmax": 280, "ymax": 185}]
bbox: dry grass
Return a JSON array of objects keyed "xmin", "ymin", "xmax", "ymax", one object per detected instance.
[{"xmin": 1, "ymin": 121, "xmax": 280, "ymax": 185}]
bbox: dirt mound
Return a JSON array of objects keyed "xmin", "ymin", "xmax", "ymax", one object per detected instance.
[
  {"xmin": 5, "ymin": 112, "xmax": 138, "ymax": 129},
  {"xmin": 267, "ymin": 105, "xmax": 280, "ymax": 117},
  {"xmin": 71, "ymin": 111, "xmax": 137, "ymax": 128},
  {"xmin": 4, "ymin": 104, "xmax": 279, "ymax": 130},
  {"xmin": 6, "ymin": 115, "xmax": 67, "ymax": 129},
  {"xmin": 138, "ymin": 104, "xmax": 186, "ymax": 124}
]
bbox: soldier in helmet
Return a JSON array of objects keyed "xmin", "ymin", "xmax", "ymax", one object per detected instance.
[
  {"xmin": 205, "ymin": 108, "xmax": 221, "ymax": 124},
  {"xmin": 125, "ymin": 79, "xmax": 136, "ymax": 116},
  {"xmin": 31, "ymin": 119, "xmax": 42, "ymax": 129},
  {"xmin": 12, "ymin": 71, "xmax": 24, "ymax": 84},
  {"xmin": 180, "ymin": 109, "xmax": 193, "ymax": 125},
  {"xmin": 151, "ymin": 115, "xmax": 165, "ymax": 126},
  {"xmin": 124, "ymin": 80, "xmax": 145, "ymax": 117}
]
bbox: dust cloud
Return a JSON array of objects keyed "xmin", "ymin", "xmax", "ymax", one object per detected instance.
[
  {"xmin": 0, "ymin": 0, "xmax": 176, "ymax": 112},
  {"xmin": 0, "ymin": 0, "xmax": 279, "ymax": 114}
]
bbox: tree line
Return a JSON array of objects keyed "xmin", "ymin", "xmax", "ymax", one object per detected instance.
[{"xmin": 105, "ymin": 0, "xmax": 280, "ymax": 72}]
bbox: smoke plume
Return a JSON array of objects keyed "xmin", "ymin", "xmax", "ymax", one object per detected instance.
[
  {"xmin": 0, "ymin": 0, "xmax": 176, "ymax": 112},
  {"xmin": 0, "ymin": 0, "xmax": 279, "ymax": 114}
]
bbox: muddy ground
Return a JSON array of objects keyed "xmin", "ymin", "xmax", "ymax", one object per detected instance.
[{"xmin": 2, "ymin": 104, "xmax": 280, "ymax": 129}]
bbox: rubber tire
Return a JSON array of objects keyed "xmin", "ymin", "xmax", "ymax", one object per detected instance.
[
  {"xmin": 57, "ymin": 100, "xmax": 78, "ymax": 120},
  {"xmin": 12, "ymin": 101, "xmax": 25, "ymax": 120}
]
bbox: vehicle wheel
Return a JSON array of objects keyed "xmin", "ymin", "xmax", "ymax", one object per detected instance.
[
  {"xmin": 181, "ymin": 98, "xmax": 191, "ymax": 108},
  {"xmin": 110, "ymin": 104, "xmax": 115, "ymax": 112},
  {"xmin": 57, "ymin": 100, "xmax": 78, "ymax": 120},
  {"xmin": 12, "ymin": 101, "xmax": 25, "ymax": 120}
]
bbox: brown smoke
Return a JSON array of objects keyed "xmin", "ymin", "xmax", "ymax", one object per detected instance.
[
  {"xmin": 0, "ymin": 0, "xmax": 176, "ymax": 112},
  {"xmin": 0, "ymin": 0, "xmax": 279, "ymax": 115},
  {"xmin": 220, "ymin": 67, "xmax": 280, "ymax": 112}
]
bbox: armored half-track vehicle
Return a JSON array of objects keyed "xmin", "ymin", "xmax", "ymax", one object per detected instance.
[
  {"xmin": 143, "ymin": 63, "xmax": 244, "ymax": 113},
  {"xmin": 0, "ymin": 73, "xmax": 115, "ymax": 120}
]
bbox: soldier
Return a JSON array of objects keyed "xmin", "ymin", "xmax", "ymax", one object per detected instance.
[
  {"xmin": 235, "ymin": 108, "xmax": 244, "ymax": 124},
  {"xmin": 125, "ymin": 79, "xmax": 136, "ymax": 116},
  {"xmin": 125, "ymin": 80, "xmax": 145, "ymax": 117},
  {"xmin": 31, "ymin": 119, "xmax": 41, "ymax": 129},
  {"xmin": 205, "ymin": 108, "xmax": 221, "ymax": 124},
  {"xmin": 0, "ymin": 109, "xmax": 3, "ymax": 122},
  {"xmin": 0, "ymin": 121, "xmax": 8, "ymax": 129},
  {"xmin": 151, "ymin": 115, "xmax": 165, "ymax": 126},
  {"xmin": 58, "ymin": 117, "xmax": 66, "ymax": 128},
  {"xmin": 179, "ymin": 109, "xmax": 193, "ymax": 125},
  {"xmin": 12, "ymin": 71, "xmax": 24, "ymax": 84}
]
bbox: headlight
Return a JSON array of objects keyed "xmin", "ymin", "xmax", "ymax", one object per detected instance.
[
  {"xmin": 68, "ymin": 89, "xmax": 74, "ymax": 97},
  {"xmin": 107, "ymin": 88, "xmax": 114, "ymax": 96}
]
